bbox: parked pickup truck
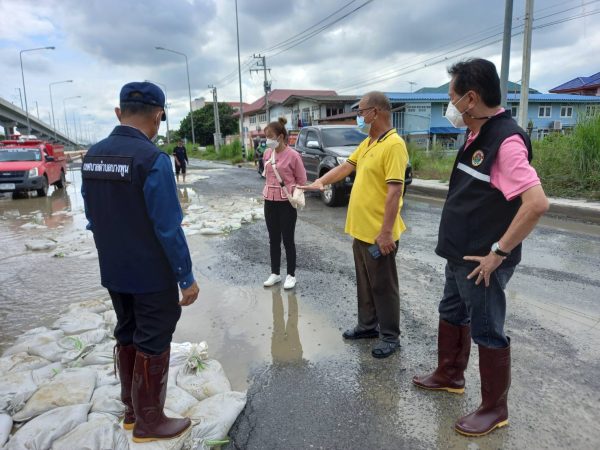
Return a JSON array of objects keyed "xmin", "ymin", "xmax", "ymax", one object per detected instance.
[
  {"xmin": 295, "ymin": 125, "xmax": 412, "ymax": 206},
  {"xmin": 0, "ymin": 136, "xmax": 67, "ymax": 197}
]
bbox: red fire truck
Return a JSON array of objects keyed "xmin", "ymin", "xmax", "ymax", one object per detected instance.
[{"xmin": 0, "ymin": 135, "xmax": 67, "ymax": 197}]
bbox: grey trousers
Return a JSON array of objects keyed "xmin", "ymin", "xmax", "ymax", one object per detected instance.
[{"xmin": 352, "ymin": 239, "xmax": 400, "ymax": 343}]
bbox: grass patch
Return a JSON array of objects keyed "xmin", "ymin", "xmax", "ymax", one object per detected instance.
[
  {"xmin": 532, "ymin": 116, "xmax": 600, "ymax": 200},
  {"xmin": 160, "ymin": 140, "xmax": 248, "ymax": 164},
  {"xmin": 408, "ymin": 143, "xmax": 455, "ymax": 182}
]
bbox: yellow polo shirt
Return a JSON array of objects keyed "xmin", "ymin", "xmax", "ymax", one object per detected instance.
[{"xmin": 345, "ymin": 128, "xmax": 409, "ymax": 244}]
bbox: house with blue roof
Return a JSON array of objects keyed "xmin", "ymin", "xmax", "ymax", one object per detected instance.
[
  {"xmin": 381, "ymin": 83, "xmax": 600, "ymax": 148},
  {"xmin": 550, "ymin": 72, "xmax": 600, "ymax": 96}
]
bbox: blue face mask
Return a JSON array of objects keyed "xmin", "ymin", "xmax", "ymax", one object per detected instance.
[{"xmin": 356, "ymin": 115, "xmax": 371, "ymax": 133}]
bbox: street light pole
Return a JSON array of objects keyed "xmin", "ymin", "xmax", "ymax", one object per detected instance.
[
  {"xmin": 63, "ymin": 95, "xmax": 81, "ymax": 144},
  {"xmin": 155, "ymin": 46, "xmax": 195, "ymax": 146},
  {"xmin": 19, "ymin": 46, "xmax": 55, "ymax": 135},
  {"xmin": 49, "ymin": 80, "xmax": 73, "ymax": 141},
  {"xmin": 235, "ymin": 0, "xmax": 246, "ymax": 157},
  {"xmin": 145, "ymin": 79, "xmax": 170, "ymax": 144}
]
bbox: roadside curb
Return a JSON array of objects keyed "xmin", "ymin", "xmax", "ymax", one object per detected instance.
[{"xmin": 408, "ymin": 179, "xmax": 600, "ymax": 225}]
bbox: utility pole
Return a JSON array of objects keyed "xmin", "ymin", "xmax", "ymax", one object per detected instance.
[
  {"xmin": 518, "ymin": 0, "xmax": 534, "ymax": 129},
  {"xmin": 407, "ymin": 81, "xmax": 417, "ymax": 93},
  {"xmin": 250, "ymin": 54, "xmax": 272, "ymax": 123},
  {"xmin": 235, "ymin": 0, "xmax": 246, "ymax": 157},
  {"xmin": 500, "ymin": 0, "xmax": 514, "ymax": 108},
  {"xmin": 208, "ymin": 85, "xmax": 222, "ymax": 152}
]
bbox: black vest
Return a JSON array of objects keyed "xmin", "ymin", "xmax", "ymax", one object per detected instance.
[
  {"xmin": 436, "ymin": 111, "xmax": 533, "ymax": 268},
  {"xmin": 82, "ymin": 126, "xmax": 176, "ymax": 293}
]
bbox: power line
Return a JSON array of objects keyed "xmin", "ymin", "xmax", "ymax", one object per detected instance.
[{"xmin": 336, "ymin": 4, "xmax": 600, "ymax": 93}]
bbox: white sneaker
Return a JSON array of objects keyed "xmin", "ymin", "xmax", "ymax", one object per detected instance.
[
  {"xmin": 283, "ymin": 275, "xmax": 296, "ymax": 289},
  {"xmin": 263, "ymin": 274, "xmax": 282, "ymax": 287}
]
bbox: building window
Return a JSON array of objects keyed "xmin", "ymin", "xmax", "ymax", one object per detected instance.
[
  {"xmin": 326, "ymin": 106, "xmax": 344, "ymax": 117},
  {"xmin": 249, "ymin": 115, "xmax": 256, "ymax": 124},
  {"xmin": 258, "ymin": 112, "xmax": 267, "ymax": 123},
  {"xmin": 560, "ymin": 106, "xmax": 573, "ymax": 118},
  {"xmin": 301, "ymin": 108, "xmax": 310, "ymax": 125},
  {"xmin": 442, "ymin": 103, "xmax": 448, "ymax": 116},
  {"xmin": 586, "ymin": 105, "xmax": 600, "ymax": 117},
  {"xmin": 311, "ymin": 105, "xmax": 320, "ymax": 120},
  {"xmin": 510, "ymin": 106, "xmax": 518, "ymax": 118},
  {"xmin": 538, "ymin": 104, "xmax": 551, "ymax": 118}
]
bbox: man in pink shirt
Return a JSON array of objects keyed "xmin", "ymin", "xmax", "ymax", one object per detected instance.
[{"xmin": 413, "ymin": 58, "xmax": 549, "ymax": 437}]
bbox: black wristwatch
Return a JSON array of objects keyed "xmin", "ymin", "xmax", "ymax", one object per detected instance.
[{"xmin": 491, "ymin": 242, "xmax": 510, "ymax": 257}]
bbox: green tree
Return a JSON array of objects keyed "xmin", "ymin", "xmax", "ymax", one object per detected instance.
[{"xmin": 178, "ymin": 103, "xmax": 238, "ymax": 146}]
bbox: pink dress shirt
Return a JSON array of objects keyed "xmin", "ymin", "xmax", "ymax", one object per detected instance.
[
  {"xmin": 464, "ymin": 108, "xmax": 541, "ymax": 201},
  {"xmin": 262, "ymin": 146, "xmax": 307, "ymax": 201}
]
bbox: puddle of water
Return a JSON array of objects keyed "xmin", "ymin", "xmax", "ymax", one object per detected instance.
[{"xmin": 174, "ymin": 273, "xmax": 347, "ymax": 391}]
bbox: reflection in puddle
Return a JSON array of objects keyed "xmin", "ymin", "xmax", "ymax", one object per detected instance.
[{"xmin": 271, "ymin": 290, "xmax": 303, "ymax": 364}]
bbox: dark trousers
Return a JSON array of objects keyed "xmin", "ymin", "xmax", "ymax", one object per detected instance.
[
  {"xmin": 352, "ymin": 239, "xmax": 400, "ymax": 343},
  {"xmin": 109, "ymin": 284, "xmax": 181, "ymax": 355},
  {"xmin": 264, "ymin": 200, "xmax": 297, "ymax": 276},
  {"xmin": 438, "ymin": 262, "xmax": 515, "ymax": 348}
]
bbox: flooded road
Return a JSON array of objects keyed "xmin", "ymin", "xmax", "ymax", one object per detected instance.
[{"xmin": 1, "ymin": 159, "xmax": 599, "ymax": 449}]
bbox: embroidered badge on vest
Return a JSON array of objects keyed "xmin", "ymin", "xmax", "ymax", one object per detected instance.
[{"xmin": 471, "ymin": 150, "xmax": 484, "ymax": 167}]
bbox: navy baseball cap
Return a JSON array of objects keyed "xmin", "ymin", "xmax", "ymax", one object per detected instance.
[{"xmin": 119, "ymin": 81, "xmax": 166, "ymax": 121}]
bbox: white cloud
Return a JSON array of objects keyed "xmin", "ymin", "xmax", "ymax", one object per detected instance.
[{"xmin": 1, "ymin": 0, "xmax": 598, "ymax": 140}]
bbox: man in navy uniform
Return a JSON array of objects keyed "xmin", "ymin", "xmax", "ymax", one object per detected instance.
[{"xmin": 82, "ymin": 81, "xmax": 199, "ymax": 443}]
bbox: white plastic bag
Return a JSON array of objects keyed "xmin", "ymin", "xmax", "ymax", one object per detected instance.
[
  {"xmin": 52, "ymin": 311, "xmax": 105, "ymax": 334},
  {"xmin": 176, "ymin": 359, "xmax": 231, "ymax": 402},
  {"xmin": 91, "ymin": 384, "xmax": 125, "ymax": 416},
  {"xmin": 165, "ymin": 385, "xmax": 199, "ymax": 416},
  {"xmin": 0, "ymin": 413, "xmax": 13, "ymax": 447},
  {"xmin": 185, "ymin": 392, "xmax": 247, "ymax": 450},
  {"xmin": 2, "ymin": 329, "xmax": 64, "ymax": 357},
  {"xmin": 12, "ymin": 368, "xmax": 97, "ymax": 422},
  {"xmin": 0, "ymin": 370, "xmax": 38, "ymax": 415},
  {"xmin": 77, "ymin": 341, "xmax": 115, "ymax": 366},
  {"xmin": 86, "ymin": 363, "xmax": 119, "ymax": 387},
  {"xmin": 0, "ymin": 352, "xmax": 50, "ymax": 373},
  {"xmin": 52, "ymin": 418, "xmax": 130, "ymax": 450},
  {"xmin": 5, "ymin": 403, "xmax": 90, "ymax": 450}
]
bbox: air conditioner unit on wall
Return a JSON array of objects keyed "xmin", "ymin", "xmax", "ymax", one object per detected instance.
[{"xmin": 552, "ymin": 120, "xmax": 562, "ymax": 130}]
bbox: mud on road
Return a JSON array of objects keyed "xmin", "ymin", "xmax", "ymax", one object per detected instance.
[{"xmin": 1, "ymin": 160, "xmax": 599, "ymax": 449}]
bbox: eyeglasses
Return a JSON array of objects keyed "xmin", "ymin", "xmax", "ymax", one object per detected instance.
[{"xmin": 356, "ymin": 107, "xmax": 376, "ymax": 117}]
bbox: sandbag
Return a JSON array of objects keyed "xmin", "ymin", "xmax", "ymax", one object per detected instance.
[
  {"xmin": 31, "ymin": 362, "xmax": 62, "ymax": 385},
  {"xmin": 0, "ymin": 413, "xmax": 12, "ymax": 447},
  {"xmin": 86, "ymin": 363, "xmax": 119, "ymax": 387},
  {"xmin": 185, "ymin": 392, "xmax": 247, "ymax": 450},
  {"xmin": 0, "ymin": 370, "xmax": 37, "ymax": 415},
  {"xmin": 5, "ymin": 403, "xmax": 90, "ymax": 450},
  {"xmin": 91, "ymin": 384, "xmax": 125, "ymax": 416},
  {"xmin": 103, "ymin": 309, "xmax": 118, "ymax": 327},
  {"xmin": 52, "ymin": 416, "xmax": 129, "ymax": 450},
  {"xmin": 52, "ymin": 311, "xmax": 105, "ymax": 334},
  {"xmin": 12, "ymin": 368, "xmax": 96, "ymax": 422},
  {"xmin": 77, "ymin": 341, "xmax": 115, "ymax": 366},
  {"xmin": 176, "ymin": 360, "xmax": 231, "ymax": 402},
  {"xmin": 165, "ymin": 385, "xmax": 199, "ymax": 416},
  {"xmin": 67, "ymin": 299, "xmax": 111, "ymax": 314},
  {"xmin": 88, "ymin": 411, "xmax": 121, "ymax": 424},
  {"xmin": 0, "ymin": 352, "xmax": 50, "ymax": 373},
  {"xmin": 2, "ymin": 329, "xmax": 64, "ymax": 357}
]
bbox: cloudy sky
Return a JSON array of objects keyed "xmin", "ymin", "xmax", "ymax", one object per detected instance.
[{"xmin": 1, "ymin": 0, "xmax": 599, "ymax": 141}]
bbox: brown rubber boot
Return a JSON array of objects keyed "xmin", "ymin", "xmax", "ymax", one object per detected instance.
[
  {"xmin": 115, "ymin": 343, "xmax": 136, "ymax": 430},
  {"xmin": 132, "ymin": 349, "xmax": 191, "ymax": 443},
  {"xmin": 412, "ymin": 320, "xmax": 471, "ymax": 394},
  {"xmin": 455, "ymin": 343, "xmax": 511, "ymax": 436}
]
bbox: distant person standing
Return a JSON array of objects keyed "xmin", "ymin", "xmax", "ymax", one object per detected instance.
[
  {"xmin": 262, "ymin": 117, "xmax": 307, "ymax": 290},
  {"xmin": 173, "ymin": 139, "xmax": 189, "ymax": 183},
  {"xmin": 301, "ymin": 91, "xmax": 409, "ymax": 359},
  {"xmin": 81, "ymin": 82, "xmax": 199, "ymax": 443}
]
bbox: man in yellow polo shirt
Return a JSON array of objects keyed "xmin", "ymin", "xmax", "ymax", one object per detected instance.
[{"xmin": 301, "ymin": 91, "xmax": 409, "ymax": 358}]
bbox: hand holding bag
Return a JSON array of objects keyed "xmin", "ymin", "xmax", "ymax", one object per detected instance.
[{"xmin": 269, "ymin": 150, "xmax": 305, "ymax": 210}]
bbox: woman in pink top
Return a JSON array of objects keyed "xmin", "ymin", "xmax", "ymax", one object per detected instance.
[{"xmin": 262, "ymin": 117, "xmax": 307, "ymax": 290}]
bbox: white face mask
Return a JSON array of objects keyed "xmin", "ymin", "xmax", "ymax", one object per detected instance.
[
  {"xmin": 266, "ymin": 138, "xmax": 278, "ymax": 149},
  {"xmin": 444, "ymin": 94, "xmax": 469, "ymax": 128}
]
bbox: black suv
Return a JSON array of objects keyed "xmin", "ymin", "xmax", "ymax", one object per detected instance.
[{"xmin": 295, "ymin": 125, "xmax": 412, "ymax": 206}]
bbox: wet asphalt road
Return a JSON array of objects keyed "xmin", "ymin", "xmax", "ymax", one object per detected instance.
[{"xmin": 1, "ymin": 160, "xmax": 599, "ymax": 449}]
